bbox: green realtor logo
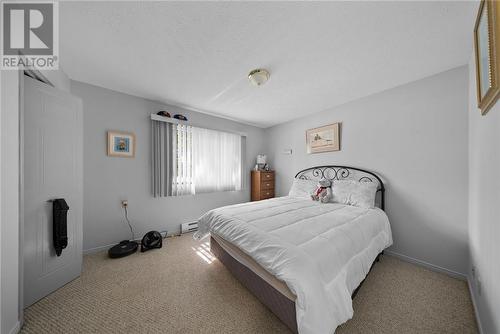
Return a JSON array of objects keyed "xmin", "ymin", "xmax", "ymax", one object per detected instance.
[{"xmin": 1, "ymin": 1, "xmax": 58, "ymax": 69}]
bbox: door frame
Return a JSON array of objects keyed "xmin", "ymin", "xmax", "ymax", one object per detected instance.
[{"xmin": 18, "ymin": 69, "xmax": 55, "ymax": 325}]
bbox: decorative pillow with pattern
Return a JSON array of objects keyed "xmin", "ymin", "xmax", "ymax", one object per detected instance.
[{"xmin": 331, "ymin": 180, "xmax": 378, "ymax": 208}]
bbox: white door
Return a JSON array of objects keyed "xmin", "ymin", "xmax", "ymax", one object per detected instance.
[{"xmin": 23, "ymin": 75, "xmax": 83, "ymax": 307}]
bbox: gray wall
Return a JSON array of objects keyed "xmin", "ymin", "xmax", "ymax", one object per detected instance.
[
  {"xmin": 70, "ymin": 81, "xmax": 267, "ymax": 252},
  {"xmin": 39, "ymin": 68, "xmax": 71, "ymax": 92},
  {"xmin": 1, "ymin": 71, "xmax": 21, "ymax": 334},
  {"xmin": 265, "ymin": 66, "xmax": 469, "ymax": 276},
  {"xmin": 468, "ymin": 57, "xmax": 500, "ymax": 333}
]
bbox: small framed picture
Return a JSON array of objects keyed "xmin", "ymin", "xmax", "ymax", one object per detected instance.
[
  {"xmin": 306, "ymin": 123, "xmax": 340, "ymax": 154},
  {"xmin": 107, "ymin": 131, "xmax": 135, "ymax": 158}
]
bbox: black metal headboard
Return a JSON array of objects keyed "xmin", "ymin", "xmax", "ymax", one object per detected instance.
[{"xmin": 294, "ymin": 166, "xmax": 385, "ymax": 210}]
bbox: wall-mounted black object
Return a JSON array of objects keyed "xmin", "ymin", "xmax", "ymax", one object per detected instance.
[
  {"xmin": 108, "ymin": 240, "xmax": 138, "ymax": 258},
  {"xmin": 52, "ymin": 198, "xmax": 69, "ymax": 256},
  {"xmin": 141, "ymin": 231, "xmax": 163, "ymax": 252}
]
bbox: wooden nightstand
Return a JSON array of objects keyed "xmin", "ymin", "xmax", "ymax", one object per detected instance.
[{"xmin": 251, "ymin": 170, "xmax": 275, "ymax": 201}]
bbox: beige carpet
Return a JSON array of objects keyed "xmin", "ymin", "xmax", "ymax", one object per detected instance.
[{"xmin": 21, "ymin": 234, "xmax": 478, "ymax": 334}]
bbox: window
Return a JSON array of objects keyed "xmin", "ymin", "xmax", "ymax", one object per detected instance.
[{"xmin": 152, "ymin": 121, "xmax": 242, "ymax": 197}]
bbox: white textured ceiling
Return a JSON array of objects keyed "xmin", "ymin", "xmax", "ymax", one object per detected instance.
[{"xmin": 60, "ymin": 1, "xmax": 476, "ymax": 128}]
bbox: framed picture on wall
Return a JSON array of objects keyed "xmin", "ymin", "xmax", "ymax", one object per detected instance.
[
  {"xmin": 474, "ymin": 0, "xmax": 500, "ymax": 115},
  {"xmin": 107, "ymin": 131, "xmax": 135, "ymax": 158},
  {"xmin": 306, "ymin": 123, "xmax": 341, "ymax": 154}
]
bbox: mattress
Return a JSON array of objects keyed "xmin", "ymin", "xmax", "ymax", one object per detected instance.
[
  {"xmin": 196, "ymin": 196, "xmax": 392, "ymax": 334},
  {"xmin": 211, "ymin": 234, "xmax": 296, "ymax": 301}
]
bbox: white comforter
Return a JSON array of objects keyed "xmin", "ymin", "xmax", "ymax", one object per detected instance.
[{"xmin": 195, "ymin": 196, "xmax": 392, "ymax": 334}]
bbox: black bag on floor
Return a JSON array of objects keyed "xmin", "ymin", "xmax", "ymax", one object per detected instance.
[{"xmin": 141, "ymin": 231, "xmax": 163, "ymax": 252}]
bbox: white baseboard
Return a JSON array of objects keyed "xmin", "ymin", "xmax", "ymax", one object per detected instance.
[
  {"xmin": 83, "ymin": 243, "xmax": 116, "ymax": 255},
  {"xmin": 9, "ymin": 321, "xmax": 20, "ymax": 334},
  {"xmin": 83, "ymin": 237, "xmax": 150, "ymax": 255},
  {"xmin": 467, "ymin": 278, "xmax": 484, "ymax": 334},
  {"xmin": 384, "ymin": 250, "xmax": 467, "ymax": 281},
  {"xmin": 83, "ymin": 231, "xmax": 175, "ymax": 255}
]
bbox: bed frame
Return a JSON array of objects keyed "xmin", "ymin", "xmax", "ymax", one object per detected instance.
[
  {"xmin": 295, "ymin": 165, "xmax": 385, "ymax": 210},
  {"xmin": 210, "ymin": 165, "xmax": 386, "ymax": 333}
]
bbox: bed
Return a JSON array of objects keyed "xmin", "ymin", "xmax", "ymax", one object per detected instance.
[{"xmin": 195, "ymin": 166, "xmax": 392, "ymax": 334}]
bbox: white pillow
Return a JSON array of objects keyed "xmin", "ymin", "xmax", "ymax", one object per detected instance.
[
  {"xmin": 331, "ymin": 180, "xmax": 378, "ymax": 208},
  {"xmin": 288, "ymin": 178, "xmax": 317, "ymax": 198}
]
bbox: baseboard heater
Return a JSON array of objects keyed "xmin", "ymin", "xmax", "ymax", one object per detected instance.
[{"xmin": 181, "ymin": 221, "xmax": 198, "ymax": 234}]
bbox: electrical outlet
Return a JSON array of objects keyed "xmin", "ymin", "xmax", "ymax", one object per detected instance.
[{"xmin": 121, "ymin": 200, "xmax": 128, "ymax": 208}]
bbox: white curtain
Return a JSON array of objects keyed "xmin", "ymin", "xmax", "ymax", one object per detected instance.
[
  {"xmin": 192, "ymin": 127, "xmax": 242, "ymax": 194},
  {"xmin": 172, "ymin": 124, "xmax": 194, "ymax": 196},
  {"xmin": 153, "ymin": 122, "xmax": 242, "ymax": 197}
]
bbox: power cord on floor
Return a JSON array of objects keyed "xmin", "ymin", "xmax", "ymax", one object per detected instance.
[
  {"xmin": 123, "ymin": 206, "xmax": 135, "ymax": 241},
  {"xmin": 122, "ymin": 207, "xmax": 173, "ymax": 242}
]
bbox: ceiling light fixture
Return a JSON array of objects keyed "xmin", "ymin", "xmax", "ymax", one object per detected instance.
[{"xmin": 248, "ymin": 69, "xmax": 270, "ymax": 86}]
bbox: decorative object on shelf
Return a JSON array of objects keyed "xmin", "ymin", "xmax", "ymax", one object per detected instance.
[
  {"xmin": 248, "ymin": 68, "xmax": 270, "ymax": 86},
  {"xmin": 306, "ymin": 123, "xmax": 340, "ymax": 154},
  {"xmin": 107, "ymin": 131, "xmax": 135, "ymax": 158},
  {"xmin": 251, "ymin": 170, "xmax": 275, "ymax": 201},
  {"xmin": 474, "ymin": 0, "xmax": 500, "ymax": 115},
  {"xmin": 264, "ymin": 163, "xmax": 270, "ymax": 171},
  {"xmin": 173, "ymin": 114, "xmax": 188, "ymax": 121},
  {"xmin": 256, "ymin": 154, "xmax": 267, "ymax": 170},
  {"xmin": 156, "ymin": 111, "xmax": 171, "ymax": 117}
]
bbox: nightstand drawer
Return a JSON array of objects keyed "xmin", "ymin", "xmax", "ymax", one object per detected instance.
[
  {"xmin": 261, "ymin": 172, "xmax": 274, "ymax": 181},
  {"xmin": 260, "ymin": 180, "xmax": 274, "ymax": 190},
  {"xmin": 260, "ymin": 189, "xmax": 274, "ymax": 199}
]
